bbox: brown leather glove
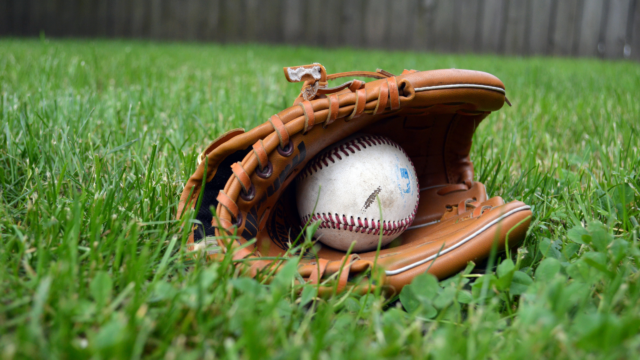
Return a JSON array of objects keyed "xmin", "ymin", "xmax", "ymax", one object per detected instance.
[{"xmin": 178, "ymin": 63, "xmax": 532, "ymax": 296}]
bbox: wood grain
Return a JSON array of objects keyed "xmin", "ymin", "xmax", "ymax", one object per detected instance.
[
  {"xmin": 550, "ymin": 0, "xmax": 580, "ymax": 56},
  {"xmin": 363, "ymin": 0, "xmax": 388, "ymax": 48},
  {"xmin": 633, "ymin": 0, "xmax": 640, "ymax": 59},
  {"xmin": 432, "ymin": 0, "xmax": 456, "ymax": 53},
  {"xmin": 481, "ymin": 0, "xmax": 507, "ymax": 53},
  {"xmin": 2, "ymin": 0, "xmax": 639, "ymax": 60},
  {"xmin": 456, "ymin": 0, "xmax": 481, "ymax": 53},
  {"xmin": 528, "ymin": 0, "xmax": 553, "ymax": 55},
  {"xmin": 577, "ymin": 0, "xmax": 607, "ymax": 57},
  {"xmin": 603, "ymin": 0, "xmax": 633, "ymax": 58},
  {"xmin": 504, "ymin": 0, "xmax": 528, "ymax": 55},
  {"xmin": 343, "ymin": 0, "xmax": 364, "ymax": 48}
]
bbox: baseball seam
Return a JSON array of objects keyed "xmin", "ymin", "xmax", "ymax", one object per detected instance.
[
  {"xmin": 299, "ymin": 134, "xmax": 420, "ymax": 235},
  {"xmin": 298, "ymin": 134, "xmax": 404, "ymax": 180}
]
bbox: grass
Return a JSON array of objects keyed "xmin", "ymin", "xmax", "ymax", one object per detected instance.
[{"xmin": 0, "ymin": 37, "xmax": 639, "ymax": 359}]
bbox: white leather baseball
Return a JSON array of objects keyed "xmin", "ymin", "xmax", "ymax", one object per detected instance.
[{"xmin": 296, "ymin": 134, "xmax": 419, "ymax": 252}]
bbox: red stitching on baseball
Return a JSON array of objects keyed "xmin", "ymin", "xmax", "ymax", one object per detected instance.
[{"xmin": 298, "ymin": 134, "xmax": 406, "ymax": 180}]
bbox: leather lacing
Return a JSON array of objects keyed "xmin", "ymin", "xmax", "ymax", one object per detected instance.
[
  {"xmin": 438, "ymin": 182, "xmax": 493, "ymax": 218},
  {"xmin": 213, "ymin": 70, "xmax": 405, "ymax": 287}
]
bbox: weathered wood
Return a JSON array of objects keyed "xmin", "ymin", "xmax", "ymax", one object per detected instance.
[
  {"xmin": 113, "ymin": 0, "xmax": 132, "ymax": 38},
  {"xmin": 504, "ymin": 0, "xmax": 528, "ymax": 55},
  {"xmin": 633, "ymin": 0, "xmax": 640, "ymax": 59},
  {"xmin": 261, "ymin": 0, "xmax": 283, "ymax": 43},
  {"xmin": 11, "ymin": 0, "xmax": 28, "ymax": 35},
  {"xmin": 389, "ymin": 0, "xmax": 416, "ymax": 50},
  {"xmin": 411, "ymin": 0, "xmax": 437, "ymax": 51},
  {"xmin": 456, "ymin": 0, "xmax": 481, "ymax": 53},
  {"xmin": 481, "ymin": 0, "xmax": 506, "ymax": 53},
  {"xmin": 184, "ymin": 0, "xmax": 201, "ymax": 41},
  {"xmin": 550, "ymin": 0, "xmax": 580, "ymax": 56},
  {"xmin": 603, "ymin": 0, "xmax": 633, "ymax": 58},
  {"xmin": 432, "ymin": 0, "xmax": 456, "ymax": 53},
  {"xmin": 149, "ymin": 0, "xmax": 163, "ymax": 40},
  {"xmin": 0, "ymin": 0, "xmax": 9, "ymax": 35},
  {"xmin": 363, "ymin": 0, "xmax": 388, "ymax": 48},
  {"xmin": 201, "ymin": 0, "xmax": 221, "ymax": 42},
  {"xmin": 244, "ymin": 0, "xmax": 260, "ymax": 42},
  {"xmin": 528, "ymin": 0, "xmax": 553, "ymax": 55},
  {"xmin": 577, "ymin": 0, "xmax": 606, "ymax": 57},
  {"xmin": 222, "ymin": 0, "xmax": 243, "ymax": 43},
  {"xmin": 282, "ymin": 0, "xmax": 305, "ymax": 44},
  {"xmin": 131, "ymin": 0, "xmax": 149, "ymax": 38},
  {"xmin": 343, "ymin": 0, "xmax": 364, "ymax": 47},
  {"xmin": 303, "ymin": 0, "xmax": 322, "ymax": 46},
  {"xmin": 3, "ymin": 0, "xmax": 639, "ymax": 60},
  {"xmin": 322, "ymin": 0, "xmax": 343, "ymax": 47}
]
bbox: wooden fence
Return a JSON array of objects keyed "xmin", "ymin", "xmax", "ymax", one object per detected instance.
[{"xmin": 2, "ymin": 0, "xmax": 640, "ymax": 60}]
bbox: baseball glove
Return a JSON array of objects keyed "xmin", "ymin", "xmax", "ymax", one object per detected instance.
[{"xmin": 178, "ymin": 63, "xmax": 532, "ymax": 295}]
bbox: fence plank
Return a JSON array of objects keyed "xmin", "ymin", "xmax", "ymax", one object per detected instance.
[
  {"xmin": 302, "ymin": 0, "xmax": 321, "ymax": 46},
  {"xmin": 184, "ymin": 0, "xmax": 200, "ymax": 41},
  {"xmin": 131, "ymin": 0, "xmax": 148, "ymax": 39},
  {"xmin": 603, "ymin": 0, "xmax": 632, "ymax": 58},
  {"xmin": 456, "ymin": 0, "xmax": 481, "ymax": 53},
  {"xmin": 411, "ymin": 0, "xmax": 437, "ymax": 51},
  {"xmin": 363, "ymin": 0, "xmax": 389, "ymax": 48},
  {"xmin": 528, "ymin": 0, "xmax": 553, "ymax": 55},
  {"xmin": 282, "ymin": 0, "xmax": 305, "ymax": 44},
  {"xmin": 389, "ymin": 0, "xmax": 416, "ymax": 50},
  {"xmin": 504, "ymin": 0, "xmax": 528, "ymax": 55},
  {"xmin": 244, "ymin": 0, "xmax": 260, "ymax": 43},
  {"xmin": 480, "ymin": 0, "xmax": 506, "ymax": 53},
  {"xmin": 149, "ymin": 0, "xmax": 163, "ymax": 39},
  {"xmin": 222, "ymin": 0, "xmax": 243, "ymax": 43},
  {"xmin": 11, "ymin": 0, "xmax": 28, "ymax": 35},
  {"xmin": 323, "ymin": 0, "xmax": 343, "ymax": 47},
  {"xmin": 550, "ymin": 0, "xmax": 580, "ymax": 56},
  {"xmin": 633, "ymin": 0, "xmax": 640, "ymax": 59},
  {"xmin": 577, "ymin": 0, "xmax": 606, "ymax": 56},
  {"xmin": 262, "ymin": 0, "xmax": 283, "ymax": 43},
  {"xmin": 201, "ymin": 0, "xmax": 221, "ymax": 42},
  {"xmin": 432, "ymin": 0, "xmax": 456, "ymax": 52},
  {"xmin": 343, "ymin": 0, "xmax": 364, "ymax": 48},
  {"xmin": 113, "ymin": 0, "xmax": 132, "ymax": 38}
]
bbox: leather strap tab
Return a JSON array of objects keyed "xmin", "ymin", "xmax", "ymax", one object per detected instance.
[
  {"xmin": 348, "ymin": 88, "xmax": 367, "ymax": 120},
  {"xmin": 388, "ymin": 78, "xmax": 400, "ymax": 110},
  {"xmin": 231, "ymin": 162, "xmax": 251, "ymax": 193},
  {"xmin": 252, "ymin": 140, "xmax": 268, "ymax": 170},
  {"xmin": 336, "ymin": 255, "xmax": 354, "ymax": 293},
  {"xmin": 300, "ymin": 101, "xmax": 316, "ymax": 134},
  {"xmin": 308, "ymin": 259, "xmax": 330, "ymax": 285},
  {"xmin": 374, "ymin": 81, "xmax": 389, "ymax": 115},
  {"xmin": 325, "ymin": 95, "xmax": 340, "ymax": 128},
  {"xmin": 269, "ymin": 114, "xmax": 290, "ymax": 147},
  {"xmin": 348, "ymin": 80, "xmax": 365, "ymax": 92},
  {"xmin": 217, "ymin": 190, "xmax": 239, "ymax": 219},
  {"xmin": 317, "ymin": 80, "xmax": 363, "ymax": 96},
  {"xmin": 327, "ymin": 70, "xmax": 389, "ymax": 80}
]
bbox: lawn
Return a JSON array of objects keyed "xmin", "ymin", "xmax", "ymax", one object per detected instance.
[{"xmin": 1, "ymin": 38, "xmax": 639, "ymax": 359}]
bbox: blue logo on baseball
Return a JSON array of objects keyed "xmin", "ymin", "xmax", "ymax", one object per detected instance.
[{"xmin": 399, "ymin": 168, "xmax": 411, "ymax": 194}]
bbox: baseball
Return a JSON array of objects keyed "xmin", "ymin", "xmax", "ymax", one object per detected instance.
[{"xmin": 296, "ymin": 134, "xmax": 419, "ymax": 252}]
